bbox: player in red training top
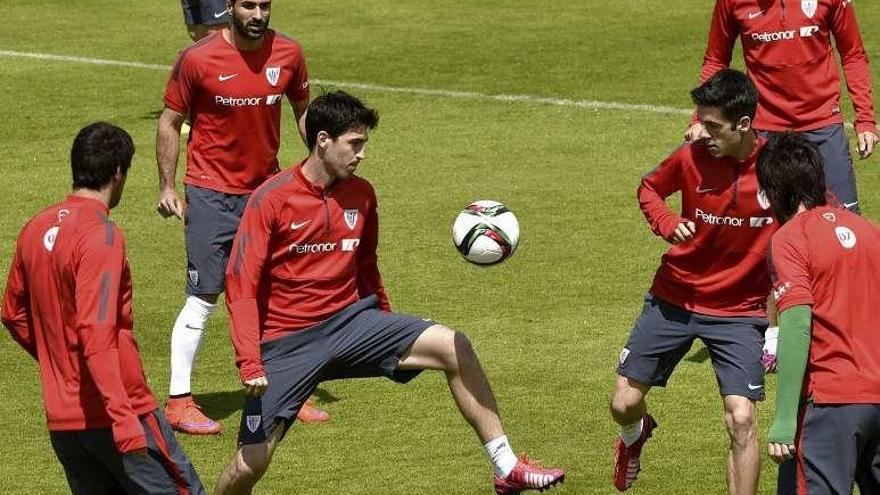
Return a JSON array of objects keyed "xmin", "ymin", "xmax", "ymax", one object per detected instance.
[
  {"xmin": 212, "ymin": 91, "xmax": 565, "ymax": 495},
  {"xmin": 609, "ymin": 70, "xmax": 776, "ymax": 494},
  {"xmin": 1, "ymin": 123, "xmax": 205, "ymax": 494},
  {"xmin": 686, "ymin": 0, "xmax": 878, "ymax": 215},
  {"xmin": 758, "ymin": 133, "xmax": 880, "ymax": 494},
  {"xmin": 156, "ymin": 0, "xmax": 327, "ymax": 434}
]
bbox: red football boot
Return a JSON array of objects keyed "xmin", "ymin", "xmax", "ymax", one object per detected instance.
[
  {"xmin": 613, "ymin": 414, "xmax": 658, "ymax": 491},
  {"xmin": 164, "ymin": 396, "xmax": 222, "ymax": 435},
  {"xmin": 297, "ymin": 398, "xmax": 330, "ymax": 423},
  {"xmin": 494, "ymin": 454, "xmax": 565, "ymax": 494}
]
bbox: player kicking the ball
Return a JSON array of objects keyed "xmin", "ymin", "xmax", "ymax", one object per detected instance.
[
  {"xmin": 609, "ymin": 69, "xmax": 776, "ymax": 495},
  {"xmin": 213, "ymin": 91, "xmax": 564, "ymax": 495}
]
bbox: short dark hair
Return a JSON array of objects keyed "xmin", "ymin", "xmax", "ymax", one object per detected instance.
[
  {"xmin": 305, "ymin": 91, "xmax": 379, "ymax": 150},
  {"xmin": 756, "ymin": 132, "xmax": 827, "ymax": 223},
  {"xmin": 690, "ymin": 69, "xmax": 758, "ymax": 125},
  {"xmin": 70, "ymin": 122, "xmax": 135, "ymax": 190}
]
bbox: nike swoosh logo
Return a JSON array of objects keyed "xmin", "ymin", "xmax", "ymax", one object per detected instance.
[
  {"xmin": 213, "ymin": 10, "xmax": 228, "ymax": 19},
  {"xmin": 748, "ymin": 383, "xmax": 764, "ymax": 390},
  {"xmin": 184, "ymin": 324, "xmax": 203, "ymax": 331},
  {"xmin": 843, "ymin": 201, "xmax": 859, "ymax": 209},
  {"xmin": 696, "ymin": 186, "xmax": 716, "ymax": 194},
  {"xmin": 748, "ymin": 10, "xmax": 764, "ymax": 19},
  {"xmin": 218, "ymin": 73, "xmax": 238, "ymax": 82},
  {"xmin": 291, "ymin": 220, "xmax": 312, "ymax": 230}
]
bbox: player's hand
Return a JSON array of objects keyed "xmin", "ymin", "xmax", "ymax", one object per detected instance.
[
  {"xmin": 671, "ymin": 220, "xmax": 696, "ymax": 244},
  {"xmin": 857, "ymin": 130, "xmax": 878, "ymax": 160},
  {"xmin": 768, "ymin": 442, "xmax": 796, "ymax": 464},
  {"xmin": 243, "ymin": 376, "xmax": 268, "ymax": 397},
  {"xmin": 685, "ymin": 122, "xmax": 706, "ymax": 142},
  {"xmin": 157, "ymin": 188, "xmax": 184, "ymax": 219}
]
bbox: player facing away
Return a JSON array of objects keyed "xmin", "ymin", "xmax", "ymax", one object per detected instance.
[
  {"xmin": 609, "ymin": 69, "xmax": 777, "ymax": 494},
  {"xmin": 156, "ymin": 0, "xmax": 328, "ymax": 434},
  {"xmin": 686, "ymin": 0, "xmax": 879, "ymax": 214},
  {"xmin": 181, "ymin": 0, "xmax": 230, "ymax": 42},
  {"xmin": 757, "ymin": 133, "xmax": 880, "ymax": 494},
  {"xmin": 212, "ymin": 91, "xmax": 565, "ymax": 495},
  {"xmin": 1, "ymin": 123, "xmax": 205, "ymax": 494}
]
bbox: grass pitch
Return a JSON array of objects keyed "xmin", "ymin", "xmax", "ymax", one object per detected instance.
[{"xmin": 1, "ymin": 1, "xmax": 879, "ymax": 493}]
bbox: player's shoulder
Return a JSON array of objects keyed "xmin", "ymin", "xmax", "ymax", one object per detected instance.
[
  {"xmin": 249, "ymin": 168, "xmax": 297, "ymax": 209},
  {"xmin": 173, "ymin": 32, "xmax": 223, "ymax": 69},
  {"xmin": 343, "ymin": 175, "xmax": 377, "ymax": 197},
  {"xmin": 269, "ymin": 30, "xmax": 304, "ymax": 51}
]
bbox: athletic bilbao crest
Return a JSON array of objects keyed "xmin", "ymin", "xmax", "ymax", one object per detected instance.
[
  {"xmin": 188, "ymin": 269, "xmax": 199, "ymax": 287},
  {"xmin": 344, "ymin": 209, "xmax": 359, "ymax": 230},
  {"xmin": 246, "ymin": 415, "xmax": 262, "ymax": 433},
  {"xmin": 265, "ymin": 66, "xmax": 280, "ymax": 86},
  {"xmin": 801, "ymin": 0, "xmax": 817, "ymax": 18}
]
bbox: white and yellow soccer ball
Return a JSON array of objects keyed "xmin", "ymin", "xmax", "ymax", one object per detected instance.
[{"xmin": 452, "ymin": 200, "xmax": 520, "ymax": 265}]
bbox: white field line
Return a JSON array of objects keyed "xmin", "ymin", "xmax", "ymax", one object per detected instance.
[{"xmin": 0, "ymin": 49, "xmax": 692, "ymax": 117}]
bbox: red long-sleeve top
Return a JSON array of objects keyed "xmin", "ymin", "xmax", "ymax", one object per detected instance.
[
  {"xmin": 1, "ymin": 196, "xmax": 156, "ymax": 453},
  {"xmin": 699, "ymin": 0, "xmax": 876, "ymax": 133},
  {"xmin": 638, "ymin": 141, "xmax": 777, "ymax": 317},
  {"xmin": 226, "ymin": 163, "xmax": 390, "ymax": 381}
]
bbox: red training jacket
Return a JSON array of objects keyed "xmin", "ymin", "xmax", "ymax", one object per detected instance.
[
  {"xmin": 699, "ymin": 0, "xmax": 876, "ymax": 133},
  {"xmin": 226, "ymin": 163, "xmax": 390, "ymax": 381},
  {"xmin": 1, "ymin": 196, "xmax": 156, "ymax": 453},
  {"xmin": 639, "ymin": 139, "xmax": 777, "ymax": 317}
]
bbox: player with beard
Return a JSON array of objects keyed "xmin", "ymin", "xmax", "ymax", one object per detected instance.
[{"xmin": 156, "ymin": 0, "xmax": 327, "ymax": 436}]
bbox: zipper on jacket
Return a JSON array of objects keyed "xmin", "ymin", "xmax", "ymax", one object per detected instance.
[
  {"xmin": 322, "ymin": 192, "xmax": 331, "ymax": 234},
  {"xmin": 780, "ymin": 0, "xmax": 786, "ymax": 24}
]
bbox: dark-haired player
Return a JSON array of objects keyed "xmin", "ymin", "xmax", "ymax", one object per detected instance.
[
  {"xmin": 687, "ymin": 0, "xmax": 878, "ymax": 214},
  {"xmin": 2, "ymin": 123, "xmax": 204, "ymax": 494},
  {"xmin": 214, "ymin": 91, "xmax": 565, "ymax": 495},
  {"xmin": 758, "ymin": 132, "xmax": 880, "ymax": 494},
  {"xmin": 610, "ymin": 69, "xmax": 776, "ymax": 494},
  {"xmin": 156, "ymin": 0, "xmax": 327, "ymax": 433}
]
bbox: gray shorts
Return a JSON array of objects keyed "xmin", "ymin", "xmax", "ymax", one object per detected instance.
[
  {"xmin": 238, "ymin": 295, "xmax": 434, "ymax": 445},
  {"xmin": 184, "ymin": 185, "xmax": 249, "ymax": 295},
  {"xmin": 181, "ymin": 0, "xmax": 229, "ymax": 26},
  {"xmin": 49, "ymin": 410, "xmax": 205, "ymax": 495},
  {"xmin": 617, "ymin": 294, "xmax": 767, "ymax": 400},
  {"xmin": 760, "ymin": 124, "xmax": 859, "ymax": 214},
  {"xmin": 777, "ymin": 403, "xmax": 880, "ymax": 495}
]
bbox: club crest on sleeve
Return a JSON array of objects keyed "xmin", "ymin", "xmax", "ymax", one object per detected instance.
[
  {"xmin": 246, "ymin": 415, "xmax": 262, "ymax": 433},
  {"xmin": 801, "ymin": 0, "xmax": 817, "ymax": 18},
  {"xmin": 265, "ymin": 67, "xmax": 280, "ymax": 86},
  {"xmin": 344, "ymin": 209, "xmax": 359, "ymax": 230},
  {"xmin": 822, "ymin": 212, "xmax": 837, "ymax": 222},
  {"xmin": 43, "ymin": 226, "xmax": 59, "ymax": 252},
  {"xmin": 188, "ymin": 269, "xmax": 199, "ymax": 287},
  {"xmin": 835, "ymin": 226, "xmax": 857, "ymax": 249}
]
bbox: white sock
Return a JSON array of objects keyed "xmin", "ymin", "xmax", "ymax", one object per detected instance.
[
  {"xmin": 169, "ymin": 296, "xmax": 216, "ymax": 396},
  {"xmin": 484, "ymin": 435, "xmax": 518, "ymax": 478},
  {"xmin": 619, "ymin": 418, "xmax": 644, "ymax": 447}
]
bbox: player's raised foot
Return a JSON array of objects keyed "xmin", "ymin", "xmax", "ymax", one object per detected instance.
[
  {"xmin": 296, "ymin": 399, "xmax": 330, "ymax": 423},
  {"xmin": 493, "ymin": 454, "xmax": 565, "ymax": 494},
  {"xmin": 613, "ymin": 414, "xmax": 657, "ymax": 492},
  {"xmin": 164, "ymin": 396, "xmax": 222, "ymax": 435}
]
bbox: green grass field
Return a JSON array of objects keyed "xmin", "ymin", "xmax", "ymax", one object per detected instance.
[{"xmin": 2, "ymin": 1, "xmax": 879, "ymax": 493}]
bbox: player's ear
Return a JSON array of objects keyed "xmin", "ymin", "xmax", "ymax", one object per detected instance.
[
  {"xmin": 317, "ymin": 131, "xmax": 331, "ymax": 150},
  {"xmin": 736, "ymin": 116, "xmax": 752, "ymax": 133}
]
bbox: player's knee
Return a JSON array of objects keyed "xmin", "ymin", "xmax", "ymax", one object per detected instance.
[
  {"xmin": 609, "ymin": 388, "xmax": 638, "ymax": 417},
  {"xmin": 231, "ymin": 447, "xmax": 272, "ymax": 484},
  {"xmin": 724, "ymin": 403, "xmax": 756, "ymax": 441}
]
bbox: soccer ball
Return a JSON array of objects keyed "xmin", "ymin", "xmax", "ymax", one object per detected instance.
[{"xmin": 452, "ymin": 200, "xmax": 520, "ymax": 265}]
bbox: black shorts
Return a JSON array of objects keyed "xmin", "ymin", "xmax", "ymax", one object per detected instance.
[
  {"xmin": 49, "ymin": 410, "xmax": 205, "ymax": 495},
  {"xmin": 617, "ymin": 293, "xmax": 767, "ymax": 400},
  {"xmin": 238, "ymin": 295, "xmax": 434, "ymax": 445},
  {"xmin": 184, "ymin": 185, "xmax": 249, "ymax": 295},
  {"xmin": 760, "ymin": 124, "xmax": 859, "ymax": 213},
  {"xmin": 776, "ymin": 403, "xmax": 880, "ymax": 495},
  {"xmin": 181, "ymin": 0, "xmax": 229, "ymax": 27}
]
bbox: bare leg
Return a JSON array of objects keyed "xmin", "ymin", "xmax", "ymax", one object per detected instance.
[
  {"xmin": 609, "ymin": 374, "xmax": 650, "ymax": 427},
  {"xmin": 397, "ymin": 324, "xmax": 503, "ymax": 443},
  {"xmin": 214, "ymin": 424, "xmax": 285, "ymax": 495},
  {"xmin": 723, "ymin": 395, "xmax": 759, "ymax": 495}
]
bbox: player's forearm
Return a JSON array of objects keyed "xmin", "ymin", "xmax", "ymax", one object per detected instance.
[
  {"xmin": 768, "ymin": 305, "xmax": 812, "ymax": 444},
  {"xmin": 2, "ymin": 294, "xmax": 36, "ymax": 358},
  {"xmin": 227, "ymin": 297, "xmax": 264, "ymax": 380},
  {"xmin": 156, "ymin": 112, "xmax": 184, "ymax": 191},
  {"xmin": 83, "ymin": 348, "xmax": 147, "ymax": 452}
]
